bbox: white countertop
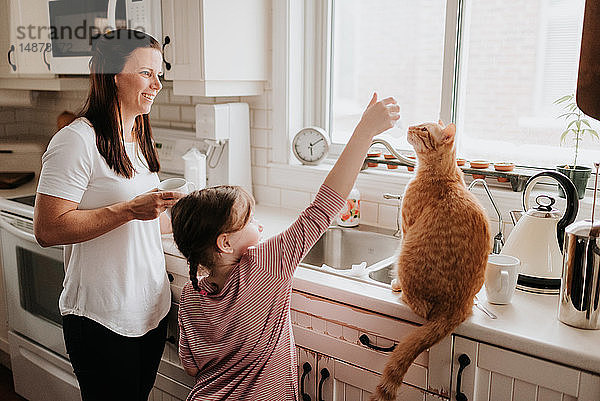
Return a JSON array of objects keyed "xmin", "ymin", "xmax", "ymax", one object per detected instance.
[{"xmin": 163, "ymin": 204, "xmax": 600, "ymax": 375}]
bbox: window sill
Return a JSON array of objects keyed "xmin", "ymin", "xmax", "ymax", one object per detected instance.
[{"xmin": 264, "ymin": 161, "xmax": 597, "ymax": 230}]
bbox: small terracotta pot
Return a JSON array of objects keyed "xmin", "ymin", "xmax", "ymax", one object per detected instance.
[
  {"xmin": 367, "ymin": 151, "xmax": 381, "ymax": 157},
  {"xmin": 470, "ymin": 160, "xmax": 490, "ymax": 169},
  {"xmin": 497, "ymin": 177, "xmax": 510, "ymax": 183},
  {"xmin": 367, "ymin": 162, "xmax": 378, "ymax": 167},
  {"xmin": 387, "ymin": 164, "xmax": 398, "ymax": 170},
  {"xmin": 384, "ymin": 154, "xmax": 396, "ymax": 160},
  {"xmin": 494, "ymin": 162, "xmax": 515, "ymax": 172},
  {"xmin": 472, "ymin": 174, "xmax": 486, "ymax": 180},
  {"xmin": 407, "ymin": 166, "xmax": 414, "ymax": 172},
  {"xmin": 456, "ymin": 158, "xmax": 466, "ymax": 166}
]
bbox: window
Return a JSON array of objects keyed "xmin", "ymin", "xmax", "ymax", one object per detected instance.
[{"xmin": 325, "ymin": 0, "xmax": 600, "ymax": 167}]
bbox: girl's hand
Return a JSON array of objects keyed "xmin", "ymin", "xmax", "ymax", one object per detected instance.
[
  {"xmin": 127, "ymin": 190, "xmax": 184, "ymax": 221},
  {"xmin": 356, "ymin": 93, "xmax": 400, "ymax": 137}
]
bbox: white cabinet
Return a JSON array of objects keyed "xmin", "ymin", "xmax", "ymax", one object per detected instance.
[
  {"xmin": 291, "ymin": 291, "xmax": 452, "ymax": 400},
  {"xmin": 5, "ymin": 0, "xmax": 53, "ymax": 77},
  {"xmin": 161, "ymin": 0, "xmax": 268, "ymax": 96},
  {"xmin": 452, "ymin": 336, "xmax": 600, "ymax": 401},
  {"xmin": 297, "ymin": 346, "xmax": 435, "ymax": 401},
  {"xmin": 0, "ymin": 0, "xmax": 87, "ymax": 90}
]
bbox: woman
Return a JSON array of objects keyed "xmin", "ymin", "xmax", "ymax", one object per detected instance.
[{"xmin": 34, "ymin": 29, "xmax": 182, "ymax": 401}]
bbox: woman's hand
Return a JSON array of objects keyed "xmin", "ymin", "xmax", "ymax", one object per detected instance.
[
  {"xmin": 355, "ymin": 93, "xmax": 400, "ymax": 138},
  {"xmin": 127, "ymin": 190, "xmax": 184, "ymax": 221}
]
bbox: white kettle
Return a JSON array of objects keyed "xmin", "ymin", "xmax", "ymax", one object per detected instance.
[{"xmin": 501, "ymin": 171, "xmax": 578, "ymax": 294}]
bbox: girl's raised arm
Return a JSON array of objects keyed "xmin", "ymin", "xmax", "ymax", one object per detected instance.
[{"xmin": 323, "ymin": 93, "xmax": 399, "ymax": 198}]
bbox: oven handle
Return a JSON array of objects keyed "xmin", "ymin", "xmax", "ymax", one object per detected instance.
[{"xmin": 0, "ymin": 218, "xmax": 62, "ymax": 250}]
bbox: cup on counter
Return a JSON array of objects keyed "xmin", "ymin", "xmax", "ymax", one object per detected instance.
[
  {"xmin": 485, "ymin": 254, "xmax": 520, "ymax": 305},
  {"xmin": 158, "ymin": 178, "xmax": 195, "ymax": 218}
]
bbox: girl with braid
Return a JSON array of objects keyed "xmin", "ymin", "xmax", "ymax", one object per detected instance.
[{"xmin": 171, "ymin": 93, "xmax": 400, "ymax": 400}]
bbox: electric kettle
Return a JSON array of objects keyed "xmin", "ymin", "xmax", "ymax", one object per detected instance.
[{"xmin": 501, "ymin": 171, "xmax": 578, "ymax": 294}]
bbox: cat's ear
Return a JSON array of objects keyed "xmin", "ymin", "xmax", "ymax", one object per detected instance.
[
  {"xmin": 441, "ymin": 123, "xmax": 456, "ymax": 144},
  {"xmin": 438, "ymin": 119, "xmax": 445, "ymax": 127}
]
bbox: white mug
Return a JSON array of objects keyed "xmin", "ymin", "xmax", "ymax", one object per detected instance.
[
  {"xmin": 485, "ymin": 254, "xmax": 520, "ymax": 305},
  {"xmin": 158, "ymin": 178, "xmax": 195, "ymax": 218}
]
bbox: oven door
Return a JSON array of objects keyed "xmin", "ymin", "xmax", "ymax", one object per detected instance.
[{"xmin": 0, "ymin": 212, "xmax": 67, "ymax": 358}]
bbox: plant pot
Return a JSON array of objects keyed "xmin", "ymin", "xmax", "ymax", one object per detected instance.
[{"xmin": 556, "ymin": 165, "xmax": 591, "ymax": 199}]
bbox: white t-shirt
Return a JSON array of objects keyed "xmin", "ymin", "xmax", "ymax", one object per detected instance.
[{"xmin": 37, "ymin": 118, "xmax": 171, "ymax": 337}]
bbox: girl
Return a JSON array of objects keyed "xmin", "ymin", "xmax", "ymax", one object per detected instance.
[{"xmin": 171, "ymin": 93, "xmax": 400, "ymax": 400}]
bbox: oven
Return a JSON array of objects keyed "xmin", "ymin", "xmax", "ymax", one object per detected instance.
[{"xmin": 0, "ymin": 196, "xmax": 82, "ymax": 401}]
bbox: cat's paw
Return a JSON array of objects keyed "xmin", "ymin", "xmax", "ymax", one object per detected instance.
[{"xmin": 391, "ymin": 278, "xmax": 402, "ymax": 292}]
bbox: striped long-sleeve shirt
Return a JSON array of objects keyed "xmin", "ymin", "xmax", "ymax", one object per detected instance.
[{"xmin": 178, "ymin": 184, "xmax": 345, "ymax": 401}]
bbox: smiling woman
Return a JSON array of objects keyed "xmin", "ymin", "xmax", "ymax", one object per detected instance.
[{"xmin": 33, "ymin": 29, "xmax": 183, "ymax": 401}]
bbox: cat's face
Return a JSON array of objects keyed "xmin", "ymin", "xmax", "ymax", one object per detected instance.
[{"xmin": 407, "ymin": 121, "xmax": 456, "ymax": 154}]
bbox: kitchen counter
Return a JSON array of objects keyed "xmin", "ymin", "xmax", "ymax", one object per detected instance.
[{"xmin": 162, "ymin": 204, "xmax": 600, "ymax": 375}]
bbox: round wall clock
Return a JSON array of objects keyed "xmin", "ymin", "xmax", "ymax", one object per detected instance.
[{"xmin": 291, "ymin": 127, "xmax": 330, "ymax": 165}]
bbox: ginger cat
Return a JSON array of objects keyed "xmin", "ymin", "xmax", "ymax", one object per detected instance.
[{"xmin": 371, "ymin": 121, "xmax": 491, "ymax": 401}]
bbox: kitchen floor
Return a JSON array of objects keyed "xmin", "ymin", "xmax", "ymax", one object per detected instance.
[{"xmin": 0, "ymin": 365, "xmax": 25, "ymax": 401}]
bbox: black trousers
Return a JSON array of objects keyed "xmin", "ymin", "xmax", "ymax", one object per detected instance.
[{"xmin": 63, "ymin": 314, "xmax": 168, "ymax": 401}]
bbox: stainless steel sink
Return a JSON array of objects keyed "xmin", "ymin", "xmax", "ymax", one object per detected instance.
[
  {"xmin": 301, "ymin": 225, "xmax": 399, "ymax": 270},
  {"xmin": 368, "ymin": 263, "xmax": 395, "ymax": 285}
]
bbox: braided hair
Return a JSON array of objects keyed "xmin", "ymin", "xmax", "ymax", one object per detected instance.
[{"xmin": 171, "ymin": 186, "xmax": 254, "ymax": 291}]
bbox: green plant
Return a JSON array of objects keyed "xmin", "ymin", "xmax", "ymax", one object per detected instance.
[{"xmin": 554, "ymin": 93, "xmax": 598, "ymax": 167}]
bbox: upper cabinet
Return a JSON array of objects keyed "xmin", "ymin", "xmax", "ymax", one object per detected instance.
[
  {"xmin": 2, "ymin": 0, "xmax": 54, "ymax": 77},
  {"xmin": 161, "ymin": 0, "xmax": 268, "ymax": 97},
  {"xmin": 0, "ymin": 0, "xmax": 88, "ymax": 90}
]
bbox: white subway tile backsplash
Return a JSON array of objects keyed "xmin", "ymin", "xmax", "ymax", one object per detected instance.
[
  {"xmin": 360, "ymin": 200, "xmax": 378, "ymax": 226},
  {"xmin": 281, "ymin": 189, "xmax": 310, "ymax": 210},
  {"xmin": 159, "ymin": 105, "xmax": 180, "ymax": 121},
  {"xmin": 251, "ymin": 129, "xmax": 269, "ymax": 148},
  {"xmin": 252, "ymin": 166, "xmax": 268, "ymax": 186},
  {"xmin": 253, "ymin": 185, "xmax": 281, "ymax": 207},
  {"xmin": 192, "ymin": 96, "xmax": 216, "ymax": 104},
  {"xmin": 378, "ymin": 204, "xmax": 399, "ymax": 230},
  {"xmin": 169, "ymin": 121, "xmax": 194, "ymax": 130},
  {"xmin": 180, "ymin": 105, "xmax": 195, "ymax": 123},
  {"xmin": 252, "ymin": 109, "xmax": 268, "ymax": 129},
  {"xmin": 253, "ymin": 148, "xmax": 268, "ymax": 167},
  {"xmin": 168, "ymin": 93, "xmax": 192, "ymax": 105}
]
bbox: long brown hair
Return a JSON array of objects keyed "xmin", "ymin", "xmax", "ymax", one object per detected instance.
[
  {"xmin": 171, "ymin": 186, "xmax": 255, "ymax": 291},
  {"xmin": 80, "ymin": 29, "xmax": 160, "ymax": 178}
]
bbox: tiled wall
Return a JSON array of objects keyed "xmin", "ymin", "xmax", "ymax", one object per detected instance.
[{"xmin": 0, "ymin": 82, "xmax": 517, "ymax": 234}]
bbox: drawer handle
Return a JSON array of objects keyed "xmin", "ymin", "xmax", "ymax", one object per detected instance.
[
  {"xmin": 456, "ymin": 353, "xmax": 471, "ymax": 401},
  {"xmin": 318, "ymin": 368, "xmax": 329, "ymax": 401},
  {"xmin": 359, "ymin": 334, "xmax": 396, "ymax": 352},
  {"xmin": 300, "ymin": 362, "xmax": 312, "ymax": 401}
]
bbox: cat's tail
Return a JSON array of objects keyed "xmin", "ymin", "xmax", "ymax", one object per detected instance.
[{"xmin": 370, "ymin": 314, "xmax": 464, "ymax": 401}]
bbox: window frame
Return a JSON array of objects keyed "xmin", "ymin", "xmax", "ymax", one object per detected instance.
[{"xmin": 273, "ymin": 0, "xmax": 462, "ymax": 161}]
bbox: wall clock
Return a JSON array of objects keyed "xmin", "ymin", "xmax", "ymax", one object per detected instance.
[{"xmin": 291, "ymin": 127, "xmax": 330, "ymax": 165}]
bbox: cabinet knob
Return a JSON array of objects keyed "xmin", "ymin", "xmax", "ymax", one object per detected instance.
[{"xmin": 456, "ymin": 353, "xmax": 471, "ymax": 401}]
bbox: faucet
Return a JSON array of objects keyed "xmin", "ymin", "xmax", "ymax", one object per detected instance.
[
  {"xmin": 467, "ymin": 179, "xmax": 504, "ymax": 254},
  {"xmin": 383, "ymin": 193, "xmax": 403, "ymax": 238},
  {"xmin": 363, "ymin": 137, "xmax": 416, "ymax": 170}
]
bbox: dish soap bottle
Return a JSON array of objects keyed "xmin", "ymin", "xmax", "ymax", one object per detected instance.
[{"xmin": 338, "ymin": 185, "xmax": 360, "ymax": 227}]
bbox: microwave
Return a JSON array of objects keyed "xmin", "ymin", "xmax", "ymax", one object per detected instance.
[{"xmin": 47, "ymin": 0, "xmax": 162, "ymax": 74}]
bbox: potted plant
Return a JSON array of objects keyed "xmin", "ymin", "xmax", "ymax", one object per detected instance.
[{"xmin": 554, "ymin": 93, "xmax": 599, "ymax": 199}]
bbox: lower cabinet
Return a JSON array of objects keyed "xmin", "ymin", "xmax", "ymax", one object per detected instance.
[
  {"xmin": 452, "ymin": 336, "xmax": 600, "ymax": 401},
  {"xmin": 297, "ymin": 346, "xmax": 434, "ymax": 401},
  {"xmin": 291, "ymin": 291, "xmax": 451, "ymax": 400}
]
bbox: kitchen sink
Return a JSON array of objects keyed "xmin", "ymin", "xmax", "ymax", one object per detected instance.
[
  {"xmin": 300, "ymin": 225, "xmax": 399, "ymax": 287},
  {"xmin": 368, "ymin": 263, "xmax": 395, "ymax": 285}
]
